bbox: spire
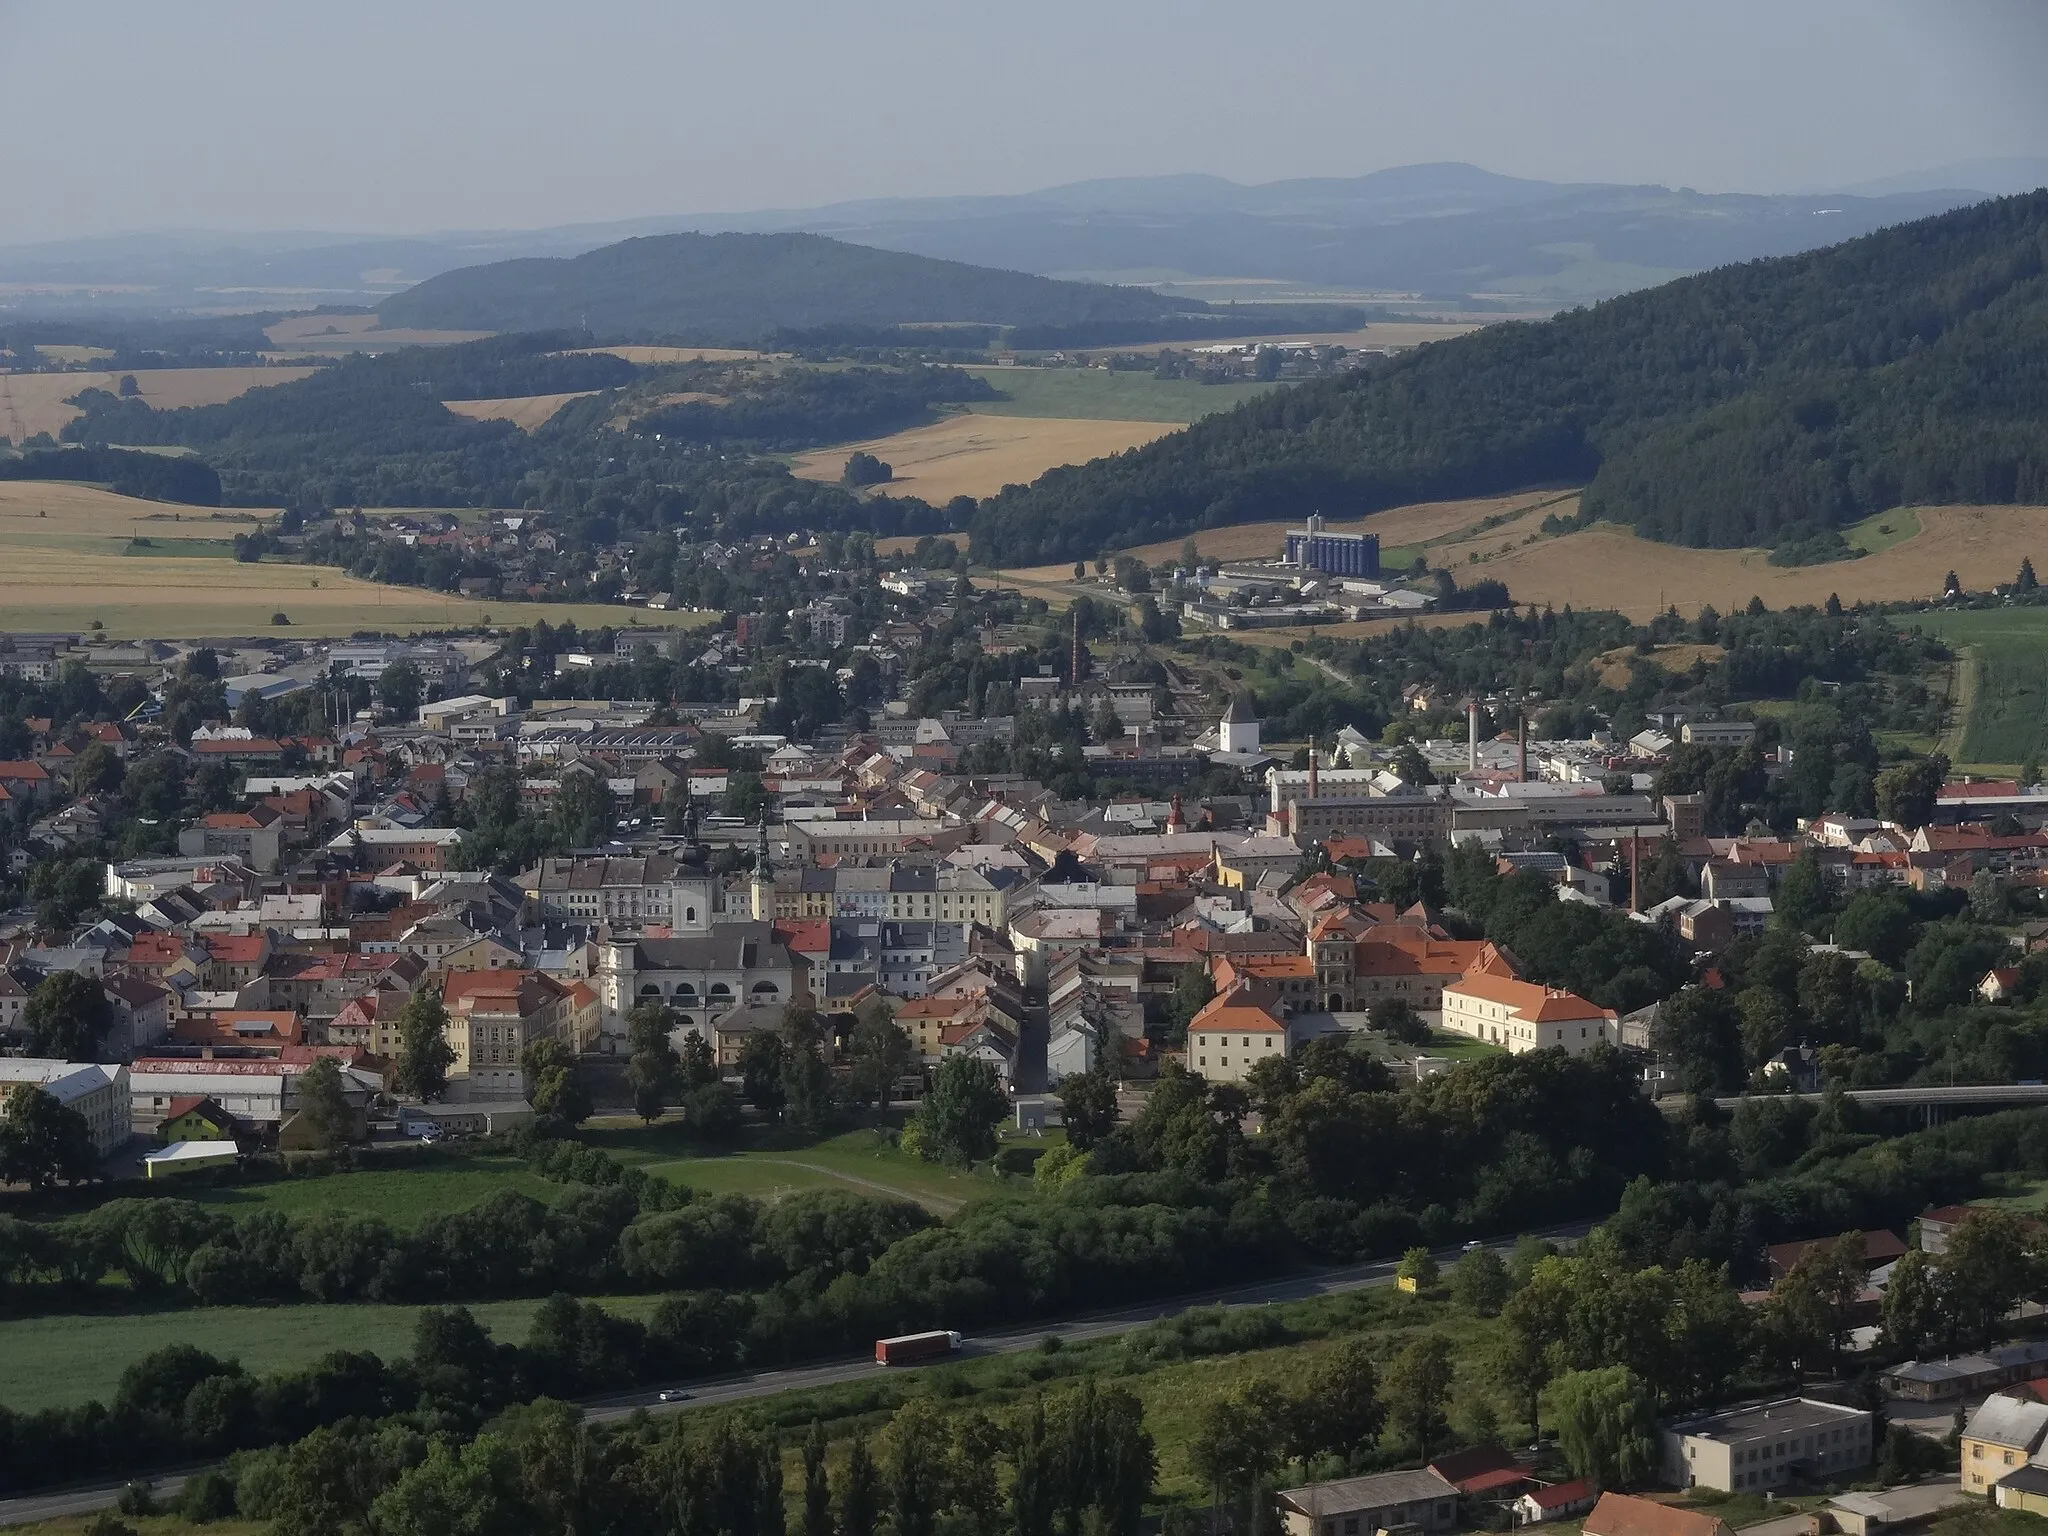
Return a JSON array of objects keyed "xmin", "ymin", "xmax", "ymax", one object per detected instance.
[{"xmin": 755, "ymin": 811, "xmax": 773, "ymax": 881}]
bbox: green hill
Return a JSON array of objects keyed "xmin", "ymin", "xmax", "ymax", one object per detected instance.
[
  {"xmin": 376, "ymin": 231, "xmax": 1188, "ymax": 342},
  {"xmin": 967, "ymin": 191, "xmax": 2048, "ymax": 566}
]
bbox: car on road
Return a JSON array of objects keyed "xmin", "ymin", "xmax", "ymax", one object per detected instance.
[
  {"xmin": 658, "ymin": 1389, "xmax": 691, "ymax": 1403},
  {"xmin": 1461, "ymin": 1240, "xmax": 1483, "ymax": 1252}
]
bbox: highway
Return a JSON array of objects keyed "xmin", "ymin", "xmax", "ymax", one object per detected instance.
[{"xmin": 0, "ymin": 1222, "xmax": 1590, "ymax": 1527}]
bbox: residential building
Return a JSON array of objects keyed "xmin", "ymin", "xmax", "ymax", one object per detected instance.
[
  {"xmin": 1187, "ymin": 984, "xmax": 1291, "ymax": 1083},
  {"xmin": 441, "ymin": 969, "xmax": 571, "ymax": 1102},
  {"xmin": 324, "ymin": 826, "xmax": 466, "ymax": 870},
  {"xmin": 0, "ymin": 1059, "xmax": 130, "ymax": 1155},
  {"xmin": 103, "ymin": 973, "xmax": 173, "ymax": 1058},
  {"xmin": 1440, "ymin": 974, "xmax": 1618, "ymax": 1055},
  {"xmin": 177, "ymin": 808, "xmax": 285, "ymax": 871},
  {"xmin": 1513, "ymin": 1482, "xmax": 1596, "ymax": 1526},
  {"xmin": 1662, "ymin": 1397, "xmax": 1875, "ymax": 1493},
  {"xmin": 1274, "ymin": 1469, "xmax": 1458, "ymax": 1536},
  {"xmin": 1962, "ymin": 1393, "xmax": 2048, "ymax": 1496},
  {"xmin": 1581, "ymin": 1493, "xmax": 1731, "ymax": 1536},
  {"xmin": 158, "ymin": 1096, "xmax": 241, "ymax": 1143}
]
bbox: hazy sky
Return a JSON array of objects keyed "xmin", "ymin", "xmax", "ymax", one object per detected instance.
[{"xmin": 5, "ymin": 0, "xmax": 2047, "ymax": 242}]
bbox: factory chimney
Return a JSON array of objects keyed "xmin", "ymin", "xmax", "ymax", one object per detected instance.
[
  {"xmin": 1517, "ymin": 714, "xmax": 1529, "ymax": 783},
  {"xmin": 1629, "ymin": 833, "xmax": 1642, "ymax": 915},
  {"xmin": 1307, "ymin": 742, "xmax": 1320, "ymax": 801},
  {"xmin": 1070, "ymin": 609, "xmax": 1083, "ymax": 688},
  {"xmin": 1466, "ymin": 700, "xmax": 1479, "ymax": 773}
]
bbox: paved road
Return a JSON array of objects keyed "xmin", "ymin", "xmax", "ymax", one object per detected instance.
[{"xmin": 0, "ymin": 1224, "xmax": 1590, "ymax": 1526}]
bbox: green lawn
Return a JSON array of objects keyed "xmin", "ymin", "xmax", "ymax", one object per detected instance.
[
  {"xmin": 0, "ymin": 1293, "xmax": 668, "ymax": 1413},
  {"xmin": 1420, "ymin": 1029, "xmax": 1510, "ymax": 1062},
  {"xmin": 172, "ymin": 1156, "xmax": 564, "ymax": 1227},
  {"xmin": 584, "ymin": 1125, "xmax": 991, "ymax": 1213},
  {"xmin": 1900, "ymin": 607, "xmax": 2048, "ymax": 769},
  {"xmin": 962, "ymin": 366, "xmax": 1279, "ymax": 423},
  {"xmin": 1842, "ymin": 506, "xmax": 1922, "ymax": 555}
]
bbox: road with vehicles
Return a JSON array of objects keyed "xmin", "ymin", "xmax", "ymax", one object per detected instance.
[{"xmin": 0, "ymin": 1223, "xmax": 1592, "ymax": 1527}]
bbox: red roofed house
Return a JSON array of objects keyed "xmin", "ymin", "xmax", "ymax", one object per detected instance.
[
  {"xmin": 1512, "ymin": 1480, "xmax": 1596, "ymax": 1525},
  {"xmin": 1429, "ymin": 1444, "xmax": 1529, "ymax": 1498},
  {"xmin": 1581, "ymin": 1493, "xmax": 1730, "ymax": 1536},
  {"xmin": 1981, "ymin": 967, "xmax": 2025, "ymax": 1004},
  {"xmin": 178, "ymin": 806, "xmax": 285, "ymax": 870},
  {"xmin": 201, "ymin": 932, "xmax": 273, "ymax": 989},
  {"xmin": 1441, "ymin": 974, "xmax": 1618, "ymax": 1056},
  {"xmin": 1187, "ymin": 983, "xmax": 1293, "ymax": 1083},
  {"xmin": 327, "ymin": 990, "xmax": 412, "ymax": 1057}
]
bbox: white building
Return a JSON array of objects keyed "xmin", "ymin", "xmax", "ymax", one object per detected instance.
[
  {"xmin": 1218, "ymin": 695, "xmax": 1262, "ymax": 755},
  {"xmin": 1440, "ymin": 974, "xmax": 1618, "ymax": 1055},
  {"xmin": 0, "ymin": 1060, "xmax": 132, "ymax": 1155},
  {"xmin": 1664, "ymin": 1397, "xmax": 1874, "ymax": 1493}
]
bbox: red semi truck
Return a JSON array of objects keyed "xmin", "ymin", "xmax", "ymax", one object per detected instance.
[{"xmin": 874, "ymin": 1330, "xmax": 962, "ymax": 1365}]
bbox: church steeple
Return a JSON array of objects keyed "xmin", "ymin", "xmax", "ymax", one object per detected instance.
[{"xmin": 749, "ymin": 811, "xmax": 775, "ymax": 919}]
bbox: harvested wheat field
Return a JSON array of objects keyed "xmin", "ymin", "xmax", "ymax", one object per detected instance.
[
  {"xmin": 444, "ymin": 393, "xmax": 595, "ymax": 430},
  {"xmin": 0, "ymin": 366, "xmax": 319, "ymax": 443},
  {"xmin": 263, "ymin": 314, "xmax": 491, "ymax": 354},
  {"xmin": 0, "ymin": 481, "xmax": 717, "ymax": 638},
  {"xmin": 1096, "ymin": 320, "xmax": 1486, "ymax": 355},
  {"xmin": 1460, "ymin": 504, "xmax": 2048, "ymax": 620},
  {"xmin": 794, "ymin": 415, "xmax": 1177, "ymax": 504},
  {"xmin": 572, "ymin": 345, "xmax": 769, "ymax": 365}
]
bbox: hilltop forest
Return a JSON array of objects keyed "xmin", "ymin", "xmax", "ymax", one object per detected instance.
[{"xmin": 967, "ymin": 191, "xmax": 2048, "ymax": 565}]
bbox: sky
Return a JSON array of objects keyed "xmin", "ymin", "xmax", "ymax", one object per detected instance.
[{"xmin": 4, "ymin": 0, "xmax": 2047, "ymax": 242}]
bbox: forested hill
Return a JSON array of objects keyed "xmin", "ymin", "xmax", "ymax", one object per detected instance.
[
  {"xmin": 968, "ymin": 191, "xmax": 2048, "ymax": 566},
  {"xmin": 377, "ymin": 231, "xmax": 1186, "ymax": 341}
]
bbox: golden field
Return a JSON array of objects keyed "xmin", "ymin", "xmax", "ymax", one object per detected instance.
[
  {"xmin": 0, "ymin": 366, "xmax": 318, "ymax": 443},
  {"xmin": 263, "ymin": 313, "xmax": 491, "ymax": 355},
  {"xmin": 444, "ymin": 392, "xmax": 595, "ymax": 430},
  {"xmin": 1086, "ymin": 319, "xmax": 1485, "ymax": 355},
  {"xmin": 0, "ymin": 481, "xmax": 716, "ymax": 639},
  {"xmin": 572, "ymin": 345, "xmax": 771, "ymax": 365},
  {"xmin": 791, "ymin": 414, "xmax": 1176, "ymax": 503}
]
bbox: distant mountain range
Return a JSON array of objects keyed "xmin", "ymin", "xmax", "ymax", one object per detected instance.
[
  {"xmin": 373, "ymin": 232, "xmax": 1191, "ymax": 342},
  {"xmin": 3, "ymin": 160, "xmax": 2042, "ymax": 317}
]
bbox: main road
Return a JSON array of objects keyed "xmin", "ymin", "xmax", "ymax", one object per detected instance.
[{"xmin": 0, "ymin": 1222, "xmax": 1591, "ymax": 1528}]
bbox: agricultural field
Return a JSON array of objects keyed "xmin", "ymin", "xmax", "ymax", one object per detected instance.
[
  {"xmin": 791, "ymin": 414, "xmax": 1177, "ymax": 503},
  {"xmin": 443, "ymin": 391, "xmax": 597, "ymax": 430},
  {"xmin": 1898, "ymin": 607, "xmax": 2048, "ymax": 771},
  {"xmin": 1079, "ymin": 495, "xmax": 2048, "ymax": 624},
  {"xmin": 262, "ymin": 312, "xmax": 491, "ymax": 355},
  {"xmin": 963, "ymin": 365, "xmax": 1276, "ymax": 423},
  {"xmin": 1071, "ymin": 318, "xmax": 1487, "ymax": 356},
  {"xmin": 573, "ymin": 344, "xmax": 772, "ymax": 365},
  {"xmin": 0, "ymin": 365, "xmax": 318, "ymax": 442},
  {"xmin": 0, "ymin": 480, "xmax": 719, "ymax": 638},
  {"xmin": 0, "ymin": 1292, "xmax": 666, "ymax": 1414}
]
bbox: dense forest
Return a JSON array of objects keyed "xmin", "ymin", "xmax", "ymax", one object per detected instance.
[
  {"xmin": 376, "ymin": 232, "xmax": 1191, "ymax": 341},
  {"xmin": 968, "ymin": 191, "xmax": 2048, "ymax": 564},
  {"xmin": 0, "ymin": 445, "xmax": 221, "ymax": 505},
  {"xmin": 626, "ymin": 364, "xmax": 997, "ymax": 450}
]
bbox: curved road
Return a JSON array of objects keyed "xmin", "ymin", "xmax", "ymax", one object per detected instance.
[{"xmin": 0, "ymin": 1223, "xmax": 1590, "ymax": 1527}]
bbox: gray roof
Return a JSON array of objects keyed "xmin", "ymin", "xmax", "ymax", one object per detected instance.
[
  {"xmin": 1277, "ymin": 1470, "xmax": 1457, "ymax": 1515},
  {"xmin": 633, "ymin": 924, "xmax": 786, "ymax": 971},
  {"xmin": 1966, "ymin": 1393, "xmax": 2048, "ymax": 1451},
  {"xmin": 1667, "ymin": 1397, "xmax": 1869, "ymax": 1442}
]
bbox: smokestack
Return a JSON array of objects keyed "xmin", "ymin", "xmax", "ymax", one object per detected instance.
[
  {"xmin": 1307, "ymin": 743, "xmax": 1319, "ymax": 801},
  {"xmin": 1467, "ymin": 700, "xmax": 1479, "ymax": 773},
  {"xmin": 1071, "ymin": 608, "xmax": 1084, "ymax": 690},
  {"xmin": 1629, "ymin": 833, "xmax": 1641, "ymax": 915},
  {"xmin": 1518, "ymin": 714, "xmax": 1528, "ymax": 783}
]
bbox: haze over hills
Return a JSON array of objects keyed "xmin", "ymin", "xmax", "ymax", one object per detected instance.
[
  {"xmin": 372, "ymin": 232, "xmax": 1196, "ymax": 343},
  {"xmin": 967, "ymin": 191, "xmax": 2048, "ymax": 566},
  {"xmin": 0, "ymin": 161, "xmax": 2028, "ymax": 317}
]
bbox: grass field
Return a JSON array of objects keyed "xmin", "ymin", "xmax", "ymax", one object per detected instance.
[
  {"xmin": 262, "ymin": 313, "xmax": 491, "ymax": 356},
  {"xmin": 0, "ymin": 365, "xmax": 319, "ymax": 442},
  {"xmin": 791, "ymin": 414, "xmax": 1177, "ymax": 503},
  {"xmin": 444, "ymin": 391, "xmax": 597, "ymax": 430},
  {"xmin": 0, "ymin": 481, "xmax": 720, "ymax": 637},
  {"xmin": 963, "ymin": 366, "xmax": 1276, "ymax": 423},
  {"xmin": 170, "ymin": 1156, "xmax": 565, "ymax": 1226},
  {"xmin": 1900, "ymin": 607, "xmax": 2048, "ymax": 770},
  {"xmin": 0, "ymin": 1291, "xmax": 669, "ymax": 1413},
  {"xmin": 588, "ymin": 1125, "xmax": 989, "ymax": 1214}
]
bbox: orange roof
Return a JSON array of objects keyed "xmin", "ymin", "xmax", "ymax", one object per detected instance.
[
  {"xmin": 0, "ymin": 761, "xmax": 50, "ymax": 781},
  {"xmin": 205, "ymin": 934, "xmax": 268, "ymax": 963},
  {"xmin": 1190, "ymin": 984, "xmax": 1287, "ymax": 1034},
  {"xmin": 1582, "ymin": 1493, "xmax": 1729, "ymax": 1536},
  {"xmin": 1445, "ymin": 972, "xmax": 1613, "ymax": 1022},
  {"xmin": 1220, "ymin": 953, "xmax": 1316, "ymax": 981},
  {"xmin": 894, "ymin": 995, "xmax": 974, "ymax": 1019},
  {"xmin": 442, "ymin": 968, "xmax": 565, "ymax": 1016}
]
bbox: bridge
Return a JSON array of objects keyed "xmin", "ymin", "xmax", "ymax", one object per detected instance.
[{"xmin": 1710, "ymin": 1082, "xmax": 2048, "ymax": 1123}]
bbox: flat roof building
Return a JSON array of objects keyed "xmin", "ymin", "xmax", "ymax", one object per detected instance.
[
  {"xmin": 1275, "ymin": 1469, "xmax": 1458, "ymax": 1536},
  {"xmin": 1663, "ymin": 1397, "xmax": 1875, "ymax": 1493}
]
